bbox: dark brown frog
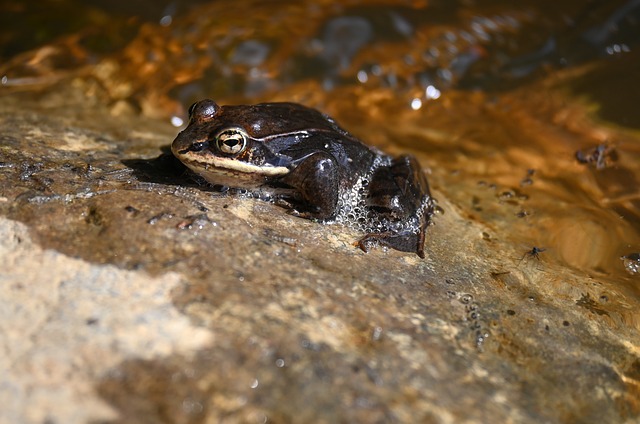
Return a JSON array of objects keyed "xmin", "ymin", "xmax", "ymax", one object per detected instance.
[{"xmin": 171, "ymin": 99, "xmax": 434, "ymax": 257}]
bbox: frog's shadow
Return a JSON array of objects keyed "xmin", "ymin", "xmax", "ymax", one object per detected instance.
[{"xmin": 121, "ymin": 145, "xmax": 210, "ymax": 189}]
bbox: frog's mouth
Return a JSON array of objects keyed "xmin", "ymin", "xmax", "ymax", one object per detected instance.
[{"xmin": 178, "ymin": 154, "xmax": 290, "ymax": 188}]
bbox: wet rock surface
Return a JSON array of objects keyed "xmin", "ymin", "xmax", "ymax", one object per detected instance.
[
  {"xmin": 2, "ymin": 82, "xmax": 639, "ymax": 424},
  {"xmin": 1, "ymin": 1, "xmax": 640, "ymax": 423}
]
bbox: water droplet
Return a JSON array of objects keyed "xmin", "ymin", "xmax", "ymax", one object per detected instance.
[
  {"xmin": 425, "ymin": 85, "xmax": 441, "ymax": 100},
  {"xmin": 170, "ymin": 116, "xmax": 184, "ymax": 127},
  {"xmin": 372, "ymin": 326, "xmax": 383, "ymax": 341},
  {"xmin": 250, "ymin": 378, "xmax": 259, "ymax": 389},
  {"xmin": 621, "ymin": 253, "xmax": 640, "ymax": 275}
]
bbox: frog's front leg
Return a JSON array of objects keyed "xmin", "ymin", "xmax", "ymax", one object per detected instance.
[{"xmin": 279, "ymin": 151, "xmax": 339, "ymax": 219}]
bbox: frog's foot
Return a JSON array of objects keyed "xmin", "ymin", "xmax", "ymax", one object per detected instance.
[
  {"xmin": 285, "ymin": 207, "xmax": 312, "ymax": 219},
  {"xmin": 272, "ymin": 197, "xmax": 295, "ymax": 210},
  {"xmin": 356, "ymin": 230, "xmax": 425, "ymax": 259},
  {"xmin": 270, "ymin": 204, "xmax": 326, "ymax": 223},
  {"xmin": 269, "ymin": 192, "xmax": 324, "ymax": 220}
]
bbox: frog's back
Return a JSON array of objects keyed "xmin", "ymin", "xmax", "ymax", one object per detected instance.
[{"xmin": 217, "ymin": 102, "xmax": 346, "ymax": 139}]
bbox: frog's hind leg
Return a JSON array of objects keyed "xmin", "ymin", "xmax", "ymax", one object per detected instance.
[
  {"xmin": 362, "ymin": 155, "xmax": 432, "ymax": 258},
  {"xmin": 357, "ymin": 228, "xmax": 426, "ymax": 259},
  {"xmin": 366, "ymin": 155, "xmax": 431, "ymax": 218}
]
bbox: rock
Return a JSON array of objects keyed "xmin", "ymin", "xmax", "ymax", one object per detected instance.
[{"xmin": 1, "ymin": 83, "xmax": 639, "ymax": 422}]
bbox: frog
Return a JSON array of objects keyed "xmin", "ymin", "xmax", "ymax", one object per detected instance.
[{"xmin": 171, "ymin": 99, "xmax": 434, "ymax": 257}]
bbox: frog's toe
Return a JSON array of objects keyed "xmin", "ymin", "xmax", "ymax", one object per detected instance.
[
  {"xmin": 355, "ymin": 237, "xmax": 372, "ymax": 253},
  {"xmin": 356, "ymin": 231, "xmax": 425, "ymax": 258}
]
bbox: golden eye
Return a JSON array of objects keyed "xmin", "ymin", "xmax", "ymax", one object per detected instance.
[{"xmin": 215, "ymin": 128, "xmax": 248, "ymax": 155}]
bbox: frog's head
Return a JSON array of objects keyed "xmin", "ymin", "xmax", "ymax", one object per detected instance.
[{"xmin": 171, "ymin": 99, "xmax": 290, "ymax": 187}]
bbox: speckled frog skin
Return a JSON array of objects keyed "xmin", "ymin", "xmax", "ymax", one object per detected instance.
[{"xmin": 171, "ymin": 99, "xmax": 434, "ymax": 257}]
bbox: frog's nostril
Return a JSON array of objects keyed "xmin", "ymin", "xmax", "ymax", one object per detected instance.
[
  {"xmin": 190, "ymin": 141, "xmax": 208, "ymax": 152},
  {"xmin": 178, "ymin": 141, "xmax": 208, "ymax": 155}
]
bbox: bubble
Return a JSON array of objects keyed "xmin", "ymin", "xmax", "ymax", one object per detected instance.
[
  {"xmin": 467, "ymin": 302, "xmax": 479, "ymax": 311},
  {"xmin": 469, "ymin": 321, "xmax": 482, "ymax": 331},
  {"xmin": 182, "ymin": 398, "xmax": 203, "ymax": 414},
  {"xmin": 372, "ymin": 326, "xmax": 383, "ymax": 341},
  {"xmin": 498, "ymin": 190, "xmax": 515, "ymax": 200},
  {"xmin": 475, "ymin": 330, "xmax": 490, "ymax": 348},
  {"xmin": 460, "ymin": 293, "xmax": 474, "ymax": 304}
]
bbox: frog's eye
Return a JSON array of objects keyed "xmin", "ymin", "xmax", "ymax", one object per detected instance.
[{"xmin": 215, "ymin": 128, "xmax": 248, "ymax": 155}]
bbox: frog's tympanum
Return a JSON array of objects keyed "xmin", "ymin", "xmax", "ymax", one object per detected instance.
[{"xmin": 171, "ymin": 99, "xmax": 434, "ymax": 257}]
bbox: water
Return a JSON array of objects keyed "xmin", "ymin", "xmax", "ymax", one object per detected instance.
[{"xmin": 2, "ymin": 0, "xmax": 639, "ymax": 286}]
